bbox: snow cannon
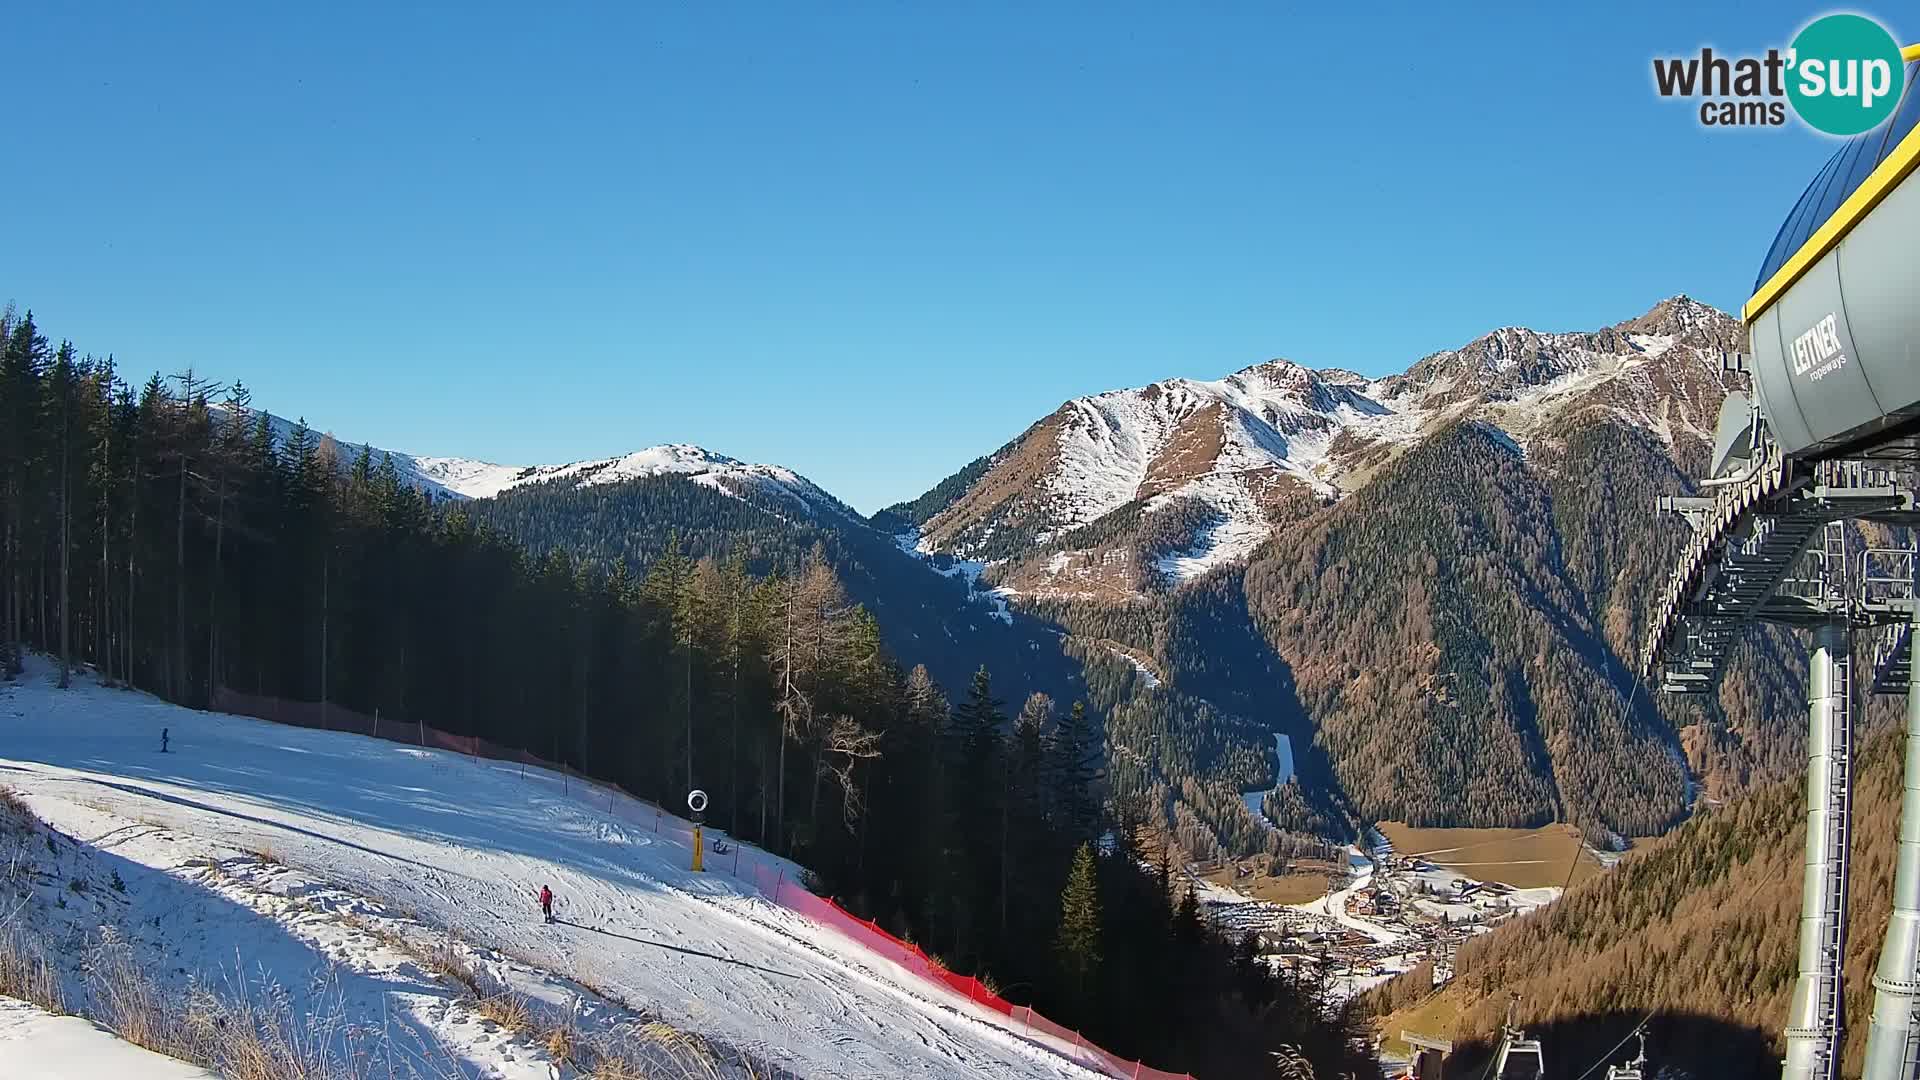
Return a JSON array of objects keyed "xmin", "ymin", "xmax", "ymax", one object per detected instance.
[
  {"xmin": 1744, "ymin": 46, "xmax": 1920, "ymax": 463},
  {"xmin": 688, "ymin": 789, "xmax": 708, "ymax": 872}
]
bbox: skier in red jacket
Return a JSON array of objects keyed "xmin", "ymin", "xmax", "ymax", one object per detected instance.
[{"xmin": 539, "ymin": 885, "xmax": 554, "ymax": 923}]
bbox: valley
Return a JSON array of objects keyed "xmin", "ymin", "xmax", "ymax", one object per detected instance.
[
  {"xmin": 1373, "ymin": 823, "xmax": 1607, "ymax": 892},
  {"xmin": 0, "ymin": 292, "xmax": 1854, "ymax": 1079},
  {"xmin": 14, "ymin": 6, "xmax": 1918, "ymax": 1075},
  {"xmin": 181, "ymin": 295, "xmax": 1820, "ymax": 879}
]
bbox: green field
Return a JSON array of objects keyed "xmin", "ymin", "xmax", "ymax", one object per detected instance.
[{"xmin": 1376, "ymin": 822, "xmax": 1604, "ymax": 890}]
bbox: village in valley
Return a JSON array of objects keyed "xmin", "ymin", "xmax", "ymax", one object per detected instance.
[{"xmin": 1186, "ymin": 823, "xmax": 1610, "ymax": 1009}]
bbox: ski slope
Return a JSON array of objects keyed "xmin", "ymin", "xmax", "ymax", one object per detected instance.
[{"xmin": 0, "ymin": 660, "xmax": 1101, "ymax": 1080}]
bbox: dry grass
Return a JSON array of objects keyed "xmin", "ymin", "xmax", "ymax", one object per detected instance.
[
  {"xmin": 0, "ymin": 786, "xmax": 31, "ymax": 824},
  {"xmin": 0, "ymin": 925, "xmax": 65, "ymax": 1013},
  {"xmin": 82, "ymin": 926, "xmax": 376, "ymax": 1080},
  {"xmin": 588, "ymin": 1022, "xmax": 733, "ymax": 1080},
  {"xmin": 473, "ymin": 991, "xmax": 533, "ymax": 1034},
  {"xmin": 421, "ymin": 941, "xmax": 485, "ymax": 997},
  {"xmin": 1200, "ymin": 860, "xmax": 1334, "ymax": 905},
  {"xmin": 1376, "ymin": 822, "xmax": 1603, "ymax": 890},
  {"xmin": 1373, "ymin": 984, "xmax": 1469, "ymax": 1063}
]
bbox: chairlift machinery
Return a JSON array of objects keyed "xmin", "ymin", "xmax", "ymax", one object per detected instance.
[{"xmin": 1644, "ymin": 43, "xmax": 1920, "ymax": 1080}]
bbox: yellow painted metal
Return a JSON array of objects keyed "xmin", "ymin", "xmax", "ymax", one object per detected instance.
[{"xmin": 1745, "ymin": 127, "xmax": 1920, "ymax": 322}]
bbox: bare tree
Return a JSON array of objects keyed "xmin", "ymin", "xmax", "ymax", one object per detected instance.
[{"xmin": 819, "ymin": 713, "xmax": 883, "ymax": 829}]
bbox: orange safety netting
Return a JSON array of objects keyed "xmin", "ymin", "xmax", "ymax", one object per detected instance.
[{"xmin": 211, "ymin": 687, "xmax": 1194, "ymax": 1080}]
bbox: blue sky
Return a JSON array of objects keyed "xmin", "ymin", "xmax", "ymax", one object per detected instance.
[{"xmin": 0, "ymin": 3, "xmax": 1886, "ymax": 512}]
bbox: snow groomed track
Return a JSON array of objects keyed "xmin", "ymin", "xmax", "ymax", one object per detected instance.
[{"xmin": 0, "ymin": 661, "xmax": 1111, "ymax": 1080}]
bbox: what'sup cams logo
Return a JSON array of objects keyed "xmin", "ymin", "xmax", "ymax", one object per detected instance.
[{"xmin": 1654, "ymin": 13, "xmax": 1907, "ymax": 134}]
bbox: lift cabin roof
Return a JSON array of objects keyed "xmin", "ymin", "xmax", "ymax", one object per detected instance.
[{"xmin": 1744, "ymin": 47, "xmax": 1920, "ymax": 462}]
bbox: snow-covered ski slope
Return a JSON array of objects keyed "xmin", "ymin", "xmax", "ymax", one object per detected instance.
[
  {"xmin": 0, "ymin": 662, "xmax": 1102, "ymax": 1080},
  {"xmin": 0, "ymin": 997, "xmax": 217, "ymax": 1079}
]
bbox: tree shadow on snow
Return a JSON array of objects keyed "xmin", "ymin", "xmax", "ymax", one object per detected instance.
[
  {"xmin": 552, "ymin": 917, "xmax": 801, "ymax": 979},
  {"xmin": 19, "ymin": 816, "xmax": 493, "ymax": 1079}
]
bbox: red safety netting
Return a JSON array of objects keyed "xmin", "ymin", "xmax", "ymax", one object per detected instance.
[{"xmin": 210, "ymin": 688, "xmax": 1193, "ymax": 1080}]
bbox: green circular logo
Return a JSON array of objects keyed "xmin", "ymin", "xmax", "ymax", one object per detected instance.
[{"xmin": 1787, "ymin": 14, "xmax": 1906, "ymax": 135}]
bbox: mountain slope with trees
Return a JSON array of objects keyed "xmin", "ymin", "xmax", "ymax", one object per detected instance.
[
  {"xmin": 0, "ymin": 305, "xmax": 1371, "ymax": 1079},
  {"xmin": 889, "ymin": 296, "xmax": 1824, "ymax": 846},
  {"xmin": 1359, "ymin": 722, "xmax": 1913, "ymax": 1079},
  {"xmin": 460, "ymin": 469, "xmax": 1086, "ymax": 714}
]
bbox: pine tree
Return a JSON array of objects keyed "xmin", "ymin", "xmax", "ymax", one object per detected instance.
[
  {"xmin": 1056, "ymin": 841, "xmax": 1103, "ymax": 997},
  {"xmin": 1003, "ymin": 692, "xmax": 1051, "ymax": 938},
  {"xmin": 1173, "ymin": 882, "xmax": 1203, "ymax": 946},
  {"xmin": 949, "ymin": 665, "xmax": 1007, "ymax": 961},
  {"xmin": 645, "ymin": 532, "xmax": 695, "ymax": 794},
  {"xmin": 0, "ymin": 312, "xmax": 49, "ymax": 676},
  {"xmin": 47, "ymin": 343, "xmax": 81, "ymax": 687},
  {"xmin": 1047, "ymin": 700, "xmax": 1102, "ymax": 845}
]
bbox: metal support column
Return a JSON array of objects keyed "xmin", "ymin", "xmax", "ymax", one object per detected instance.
[
  {"xmin": 1865, "ymin": 597, "xmax": 1920, "ymax": 1080},
  {"xmin": 1786, "ymin": 621, "xmax": 1854, "ymax": 1080}
]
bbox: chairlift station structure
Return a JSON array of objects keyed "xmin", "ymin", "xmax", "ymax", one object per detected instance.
[{"xmin": 1644, "ymin": 45, "xmax": 1920, "ymax": 1080}]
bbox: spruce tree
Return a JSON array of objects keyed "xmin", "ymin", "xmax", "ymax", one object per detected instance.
[
  {"xmin": 0, "ymin": 312, "xmax": 49, "ymax": 676},
  {"xmin": 1046, "ymin": 700, "xmax": 1102, "ymax": 845},
  {"xmin": 1056, "ymin": 841, "xmax": 1102, "ymax": 997},
  {"xmin": 47, "ymin": 343, "xmax": 81, "ymax": 687},
  {"xmin": 1174, "ymin": 882, "xmax": 1203, "ymax": 946}
]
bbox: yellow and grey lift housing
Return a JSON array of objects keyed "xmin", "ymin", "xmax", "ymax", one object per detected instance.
[
  {"xmin": 1641, "ymin": 45, "xmax": 1920, "ymax": 1080},
  {"xmin": 1745, "ymin": 46, "xmax": 1920, "ymax": 462}
]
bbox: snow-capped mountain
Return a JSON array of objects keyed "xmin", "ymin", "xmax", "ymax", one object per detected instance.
[
  {"xmin": 224, "ymin": 407, "xmax": 854, "ymax": 519},
  {"xmin": 895, "ymin": 295, "xmax": 1736, "ymax": 596},
  {"xmin": 408, "ymin": 444, "xmax": 858, "ymax": 519}
]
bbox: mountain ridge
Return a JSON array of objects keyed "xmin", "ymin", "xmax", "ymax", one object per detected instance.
[
  {"xmin": 890, "ymin": 294, "xmax": 1733, "ymax": 602},
  {"xmin": 244, "ymin": 293, "xmax": 1786, "ymax": 856}
]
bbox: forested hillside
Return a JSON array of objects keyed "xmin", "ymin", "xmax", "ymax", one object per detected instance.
[
  {"xmin": 0, "ymin": 306, "xmax": 1372, "ymax": 1078},
  {"xmin": 457, "ymin": 446, "xmax": 1356, "ymax": 865},
  {"xmin": 1245, "ymin": 421, "xmax": 1687, "ymax": 838},
  {"xmin": 1359, "ymin": 722, "xmax": 1914, "ymax": 1079},
  {"xmin": 463, "ymin": 470, "xmax": 1085, "ymax": 710},
  {"xmin": 889, "ymin": 297, "xmax": 1832, "ymax": 847}
]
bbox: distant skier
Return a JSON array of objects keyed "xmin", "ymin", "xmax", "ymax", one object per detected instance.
[
  {"xmin": 539, "ymin": 884, "xmax": 554, "ymax": 923},
  {"xmin": 160, "ymin": 728, "xmax": 169, "ymax": 754}
]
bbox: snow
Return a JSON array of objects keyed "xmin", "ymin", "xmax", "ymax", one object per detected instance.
[
  {"xmin": 1272, "ymin": 733, "xmax": 1295, "ymax": 786},
  {"xmin": 1238, "ymin": 735, "xmax": 1293, "ymax": 829},
  {"xmin": 1630, "ymin": 333, "xmax": 1677, "ymax": 359},
  {"xmin": 929, "ymin": 302, "xmax": 1738, "ymax": 587},
  {"xmin": 1153, "ymin": 508, "xmax": 1271, "ymax": 585},
  {"xmin": 1036, "ymin": 373, "xmax": 1345, "ymax": 566},
  {"xmin": 1106, "ymin": 648, "xmax": 1160, "ymax": 690},
  {"xmin": 895, "ymin": 531, "xmax": 1016, "ymax": 625},
  {"xmin": 0, "ymin": 658, "xmax": 1104, "ymax": 1080},
  {"xmin": 404, "ymin": 456, "xmax": 531, "ymax": 500},
  {"xmin": 1285, "ymin": 848, "xmax": 1404, "ymax": 946},
  {"xmin": 420, "ymin": 444, "xmax": 855, "ymax": 520},
  {"xmin": 216, "ymin": 407, "xmax": 850, "ymax": 518},
  {"xmin": 0, "ymin": 997, "xmax": 218, "ymax": 1079}
]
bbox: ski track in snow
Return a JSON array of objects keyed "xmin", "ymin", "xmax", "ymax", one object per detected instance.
[{"xmin": 0, "ymin": 660, "xmax": 1101, "ymax": 1080}]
